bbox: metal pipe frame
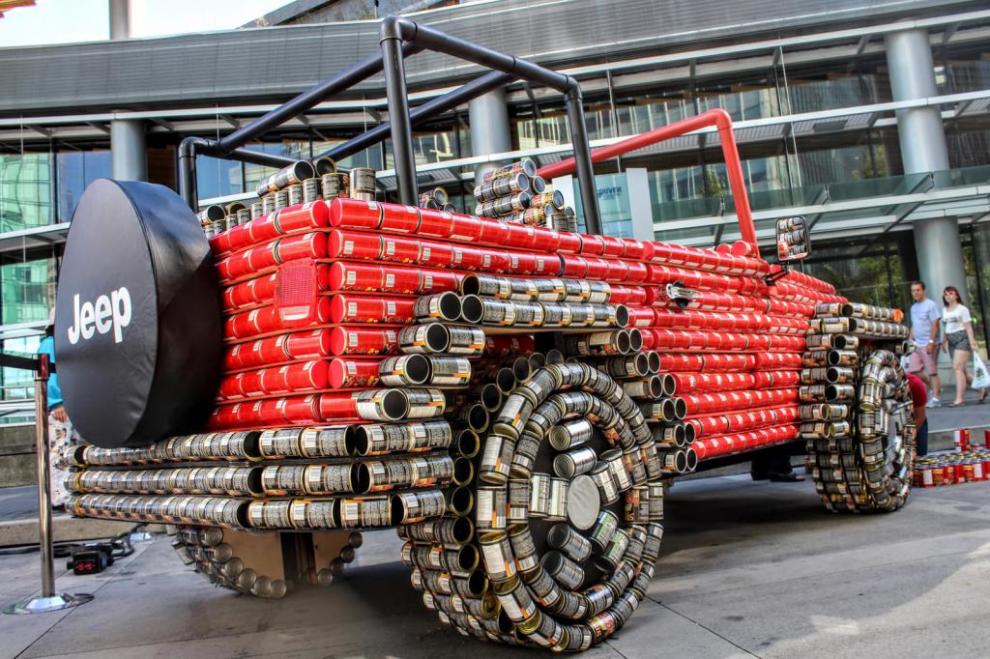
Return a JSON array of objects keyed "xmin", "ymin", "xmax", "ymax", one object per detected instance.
[
  {"xmin": 379, "ymin": 16, "xmax": 601, "ymax": 233},
  {"xmin": 175, "ymin": 17, "xmax": 602, "ymax": 235},
  {"xmin": 315, "ymin": 70, "xmax": 514, "ymax": 166},
  {"xmin": 539, "ymin": 108, "xmax": 757, "ymax": 250}
]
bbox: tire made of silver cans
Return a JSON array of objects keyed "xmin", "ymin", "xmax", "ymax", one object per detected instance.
[
  {"xmin": 802, "ymin": 320, "xmax": 915, "ymax": 513},
  {"xmin": 401, "ymin": 362, "xmax": 665, "ymax": 651}
]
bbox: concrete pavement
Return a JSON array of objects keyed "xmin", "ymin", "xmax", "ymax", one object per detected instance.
[{"xmin": 2, "ymin": 474, "xmax": 990, "ymax": 658}]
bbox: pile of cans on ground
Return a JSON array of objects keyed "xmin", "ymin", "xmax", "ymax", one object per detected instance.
[
  {"xmin": 473, "ymin": 159, "xmax": 577, "ymax": 231},
  {"xmin": 800, "ymin": 303, "xmax": 915, "ymax": 513},
  {"xmin": 914, "ymin": 430, "xmax": 990, "ymax": 487}
]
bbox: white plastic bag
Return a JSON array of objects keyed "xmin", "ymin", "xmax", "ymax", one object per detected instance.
[{"xmin": 972, "ymin": 353, "xmax": 990, "ymax": 390}]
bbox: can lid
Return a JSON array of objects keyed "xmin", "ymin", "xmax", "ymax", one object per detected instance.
[
  {"xmin": 328, "ymin": 326, "xmax": 350, "ymax": 356},
  {"xmin": 328, "ymin": 295, "xmax": 348, "ymax": 324},
  {"xmin": 326, "ymin": 358, "xmax": 348, "ymax": 390},
  {"xmin": 567, "ymin": 474, "xmax": 600, "ymax": 530}
]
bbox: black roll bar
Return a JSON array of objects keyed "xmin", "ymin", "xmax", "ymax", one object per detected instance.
[{"xmin": 177, "ymin": 17, "xmax": 602, "ymax": 235}]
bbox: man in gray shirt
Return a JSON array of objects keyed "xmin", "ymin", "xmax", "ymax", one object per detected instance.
[{"xmin": 908, "ymin": 281, "xmax": 942, "ymax": 407}]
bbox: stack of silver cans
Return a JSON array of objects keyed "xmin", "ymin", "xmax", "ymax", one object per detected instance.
[{"xmin": 472, "ymin": 158, "xmax": 578, "ymax": 231}]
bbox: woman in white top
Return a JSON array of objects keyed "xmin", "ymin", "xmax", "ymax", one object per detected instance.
[{"xmin": 940, "ymin": 286, "xmax": 987, "ymax": 406}]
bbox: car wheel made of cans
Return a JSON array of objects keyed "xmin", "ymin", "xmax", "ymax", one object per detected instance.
[
  {"xmin": 400, "ymin": 362, "xmax": 665, "ymax": 651},
  {"xmin": 168, "ymin": 524, "xmax": 361, "ymax": 597},
  {"xmin": 803, "ymin": 348, "xmax": 916, "ymax": 513}
]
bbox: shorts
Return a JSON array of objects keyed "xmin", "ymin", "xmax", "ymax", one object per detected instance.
[
  {"xmin": 908, "ymin": 348, "xmax": 938, "ymax": 376},
  {"xmin": 946, "ymin": 330, "xmax": 972, "ymax": 359}
]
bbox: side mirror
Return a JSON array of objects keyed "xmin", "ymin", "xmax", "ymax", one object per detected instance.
[{"xmin": 776, "ymin": 216, "xmax": 810, "ymax": 262}]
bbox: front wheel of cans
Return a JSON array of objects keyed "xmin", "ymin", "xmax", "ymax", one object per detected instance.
[
  {"xmin": 806, "ymin": 348, "xmax": 916, "ymax": 513},
  {"xmin": 401, "ymin": 362, "xmax": 665, "ymax": 651}
]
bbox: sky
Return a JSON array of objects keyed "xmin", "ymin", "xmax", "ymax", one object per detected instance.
[{"xmin": 0, "ymin": 0, "xmax": 290, "ymax": 48}]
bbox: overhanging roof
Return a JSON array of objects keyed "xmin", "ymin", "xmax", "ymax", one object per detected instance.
[{"xmin": 0, "ymin": 0, "xmax": 977, "ymax": 114}]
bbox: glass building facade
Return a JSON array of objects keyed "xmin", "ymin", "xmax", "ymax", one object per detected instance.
[{"xmin": 0, "ymin": 9, "xmax": 989, "ymax": 409}]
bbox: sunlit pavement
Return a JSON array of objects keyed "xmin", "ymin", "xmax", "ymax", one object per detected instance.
[{"xmin": 2, "ymin": 473, "xmax": 989, "ymax": 658}]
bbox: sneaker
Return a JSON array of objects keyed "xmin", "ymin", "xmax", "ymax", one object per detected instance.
[{"xmin": 927, "ymin": 397, "xmax": 941, "ymax": 408}]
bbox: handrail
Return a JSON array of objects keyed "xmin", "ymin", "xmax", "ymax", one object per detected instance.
[{"xmin": 538, "ymin": 108, "xmax": 757, "ymax": 251}]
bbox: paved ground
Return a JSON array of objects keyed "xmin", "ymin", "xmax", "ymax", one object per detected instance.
[
  {"xmin": 926, "ymin": 384, "xmax": 989, "ymax": 432},
  {"xmin": 2, "ymin": 474, "xmax": 990, "ymax": 658}
]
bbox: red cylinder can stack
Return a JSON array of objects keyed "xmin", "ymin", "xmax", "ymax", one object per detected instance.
[{"xmin": 204, "ymin": 196, "xmax": 842, "ymax": 446}]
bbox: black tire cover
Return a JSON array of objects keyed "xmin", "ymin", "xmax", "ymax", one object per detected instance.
[{"xmin": 55, "ymin": 179, "xmax": 222, "ymax": 448}]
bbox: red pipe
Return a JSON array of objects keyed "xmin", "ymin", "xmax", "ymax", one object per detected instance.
[{"xmin": 537, "ymin": 109, "xmax": 758, "ymax": 251}]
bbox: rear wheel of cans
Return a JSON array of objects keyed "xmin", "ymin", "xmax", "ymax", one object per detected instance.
[
  {"xmin": 401, "ymin": 362, "xmax": 665, "ymax": 650},
  {"xmin": 169, "ymin": 525, "xmax": 361, "ymax": 597},
  {"xmin": 806, "ymin": 348, "xmax": 916, "ymax": 513}
]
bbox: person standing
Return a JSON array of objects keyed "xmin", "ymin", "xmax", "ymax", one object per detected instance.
[
  {"xmin": 36, "ymin": 310, "xmax": 76, "ymax": 509},
  {"xmin": 908, "ymin": 281, "xmax": 942, "ymax": 407},
  {"xmin": 940, "ymin": 285, "xmax": 988, "ymax": 406},
  {"xmin": 906, "ymin": 372, "xmax": 928, "ymax": 456}
]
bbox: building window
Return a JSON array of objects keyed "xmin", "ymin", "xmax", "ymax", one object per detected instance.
[
  {"xmin": 0, "ymin": 153, "xmax": 52, "ymax": 231},
  {"xmin": 57, "ymin": 149, "xmax": 111, "ymax": 222}
]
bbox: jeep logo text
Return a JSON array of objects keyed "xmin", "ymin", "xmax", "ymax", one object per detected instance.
[{"xmin": 66, "ymin": 287, "xmax": 132, "ymax": 345}]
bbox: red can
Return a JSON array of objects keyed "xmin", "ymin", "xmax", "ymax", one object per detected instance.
[
  {"xmin": 579, "ymin": 234, "xmax": 606, "ymax": 256},
  {"xmin": 329, "ymin": 262, "xmax": 383, "ymax": 292},
  {"xmin": 380, "ymin": 235, "xmax": 423, "ymax": 264},
  {"xmin": 224, "ymin": 272, "xmax": 278, "ymax": 310},
  {"xmin": 327, "ymin": 357, "xmax": 382, "ymax": 389},
  {"xmin": 621, "ymin": 238, "xmax": 651, "ymax": 261},
  {"xmin": 380, "ymin": 204, "xmax": 422, "ymax": 234},
  {"xmin": 530, "ymin": 227, "xmax": 561, "ymax": 253},
  {"xmin": 955, "ymin": 429, "xmax": 972, "ymax": 451},
  {"xmin": 277, "ymin": 201, "xmax": 330, "ymax": 234},
  {"xmin": 625, "ymin": 308, "xmax": 654, "ymax": 328},
  {"xmin": 276, "ymin": 233, "xmax": 327, "ymax": 263},
  {"xmin": 328, "ymin": 198, "xmax": 383, "ymax": 229},
  {"xmin": 479, "ymin": 217, "xmax": 511, "ymax": 246},
  {"xmin": 506, "ymin": 252, "xmax": 539, "ymax": 276},
  {"xmin": 258, "ymin": 360, "xmax": 329, "ymax": 394},
  {"xmin": 258, "ymin": 395, "xmax": 323, "ymax": 425},
  {"xmin": 449, "ymin": 245, "xmax": 487, "ymax": 272},
  {"xmin": 584, "ymin": 257, "xmax": 609, "ymax": 281},
  {"xmin": 327, "ymin": 230, "xmax": 383, "ymax": 260},
  {"xmin": 419, "ymin": 269, "xmax": 462, "ymax": 294},
  {"xmin": 218, "ymin": 373, "xmax": 246, "ymax": 400},
  {"xmin": 224, "ymin": 330, "xmax": 331, "ymax": 371},
  {"xmin": 600, "ymin": 235, "xmax": 625, "ymax": 258},
  {"xmin": 318, "ymin": 392, "xmax": 361, "ymax": 421},
  {"xmin": 447, "ymin": 214, "xmax": 485, "ymax": 243},
  {"xmin": 418, "ymin": 209, "xmax": 456, "ymax": 239},
  {"xmin": 623, "ymin": 261, "xmax": 649, "ymax": 284},
  {"xmin": 559, "ymin": 255, "xmax": 588, "ymax": 278},
  {"xmin": 486, "ymin": 249, "xmax": 514, "ymax": 274},
  {"xmin": 501, "ymin": 223, "xmax": 536, "ymax": 251},
  {"xmin": 418, "ymin": 239, "xmax": 455, "ymax": 269},
  {"xmin": 604, "ymin": 259, "xmax": 629, "ymax": 283},
  {"xmin": 329, "ymin": 326, "xmax": 399, "ymax": 356},
  {"xmin": 329, "ymin": 294, "xmax": 416, "ymax": 324},
  {"xmin": 556, "ymin": 231, "xmax": 582, "ymax": 254}
]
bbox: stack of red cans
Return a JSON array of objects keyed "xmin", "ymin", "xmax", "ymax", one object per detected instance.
[{"xmin": 204, "ymin": 195, "xmax": 842, "ymax": 454}]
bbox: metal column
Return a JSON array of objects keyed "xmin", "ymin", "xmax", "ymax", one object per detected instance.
[
  {"xmin": 885, "ymin": 29, "xmax": 965, "ymax": 301},
  {"xmin": 468, "ymin": 88, "xmax": 512, "ymax": 183},
  {"xmin": 109, "ymin": 1, "xmax": 145, "ymax": 183},
  {"xmin": 110, "ymin": 120, "xmax": 147, "ymax": 181},
  {"xmin": 109, "ymin": 0, "xmax": 130, "ymax": 40}
]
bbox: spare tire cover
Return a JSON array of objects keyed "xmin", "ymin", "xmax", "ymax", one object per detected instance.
[{"xmin": 55, "ymin": 179, "xmax": 223, "ymax": 448}]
